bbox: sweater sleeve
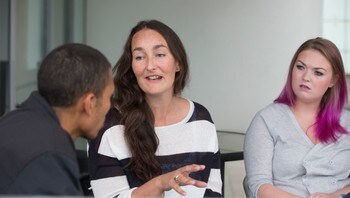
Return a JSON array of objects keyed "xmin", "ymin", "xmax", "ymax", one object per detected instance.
[
  {"xmin": 244, "ymin": 112, "xmax": 274, "ymax": 197},
  {"xmin": 88, "ymin": 152, "xmax": 134, "ymax": 198},
  {"xmin": 5, "ymin": 152, "xmax": 83, "ymax": 195},
  {"xmin": 204, "ymin": 150, "xmax": 222, "ymax": 197},
  {"xmin": 88, "ymin": 128, "xmax": 134, "ymax": 198}
]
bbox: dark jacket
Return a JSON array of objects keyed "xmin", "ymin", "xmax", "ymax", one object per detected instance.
[{"xmin": 0, "ymin": 91, "xmax": 83, "ymax": 195}]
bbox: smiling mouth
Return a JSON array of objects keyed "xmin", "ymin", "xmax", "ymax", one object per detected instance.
[{"xmin": 147, "ymin": 75, "xmax": 162, "ymax": 80}]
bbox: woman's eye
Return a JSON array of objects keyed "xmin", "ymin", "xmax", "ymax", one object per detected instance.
[
  {"xmin": 296, "ymin": 65, "xmax": 305, "ymax": 70},
  {"xmin": 314, "ymin": 71, "xmax": 324, "ymax": 76},
  {"xmin": 135, "ymin": 56, "xmax": 144, "ymax": 61},
  {"xmin": 156, "ymin": 53, "xmax": 166, "ymax": 57}
]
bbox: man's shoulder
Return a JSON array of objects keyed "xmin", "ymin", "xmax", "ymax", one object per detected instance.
[{"xmin": 0, "ymin": 97, "xmax": 77, "ymax": 193}]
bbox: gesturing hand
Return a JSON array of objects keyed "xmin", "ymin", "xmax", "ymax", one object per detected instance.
[{"xmin": 160, "ymin": 164, "xmax": 207, "ymax": 196}]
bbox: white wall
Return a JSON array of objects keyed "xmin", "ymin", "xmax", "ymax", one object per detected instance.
[{"xmin": 86, "ymin": 0, "xmax": 322, "ymax": 133}]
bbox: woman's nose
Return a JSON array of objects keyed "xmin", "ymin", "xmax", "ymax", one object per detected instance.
[
  {"xmin": 146, "ymin": 58, "xmax": 157, "ymax": 70},
  {"xmin": 302, "ymin": 70, "xmax": 311, "ymax": 82}
]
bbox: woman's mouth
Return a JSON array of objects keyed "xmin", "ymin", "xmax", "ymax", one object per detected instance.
[
  {"xmin": 147, "ymin": 75, "xmax": 162, "ymax": 80},
  {"xmin": 300, "ymin": 84, "xmax": 310, "ymax": 90}
]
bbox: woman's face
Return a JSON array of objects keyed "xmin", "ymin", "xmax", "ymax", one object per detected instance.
[
  {"xmin": 131, "ymin": 28, "xmax": 179, "ymax": 98},
  {"xmin": 291, "ymin": 49, "xmax": 335, "ymax": 105}
]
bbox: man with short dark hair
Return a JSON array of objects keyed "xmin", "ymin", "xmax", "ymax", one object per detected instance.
[{"xmin": 0, "ymin": 43, "xmax": 114, "ymax": 195}]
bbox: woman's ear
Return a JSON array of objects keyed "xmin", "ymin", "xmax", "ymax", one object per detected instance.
[
  {"xmin": 176, "ymin": 64, "xmax": 180, "ymax": 72},
  {"xmin": 329, "ymin": 74, "xmax": 338, "ymax": 88}
]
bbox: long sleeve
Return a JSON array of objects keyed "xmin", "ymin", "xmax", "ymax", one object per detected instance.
[{"xmin": 244, "ymin": 112, "xmax": 274, "ymax": 197}]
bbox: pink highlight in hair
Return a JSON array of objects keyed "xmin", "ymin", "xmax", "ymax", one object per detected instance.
[
  {"xmin": 275, "ymin": 37, "xmax": 348, "ymax": 143},
  {"xmin": 316, "ymin": 77, "xmax": 348, "ymax": 142}
]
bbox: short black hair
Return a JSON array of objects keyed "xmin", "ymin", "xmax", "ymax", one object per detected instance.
[{"xmin": 38, "ymin": 43, "xmax": 111, "ymax": 107}]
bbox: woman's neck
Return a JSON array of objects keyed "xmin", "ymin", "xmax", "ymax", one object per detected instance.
[
  {"xmin": 147, "ymin": 95, "xmax": 187, "ymax": 127},
  {"xmin": 291, "ymin": 100, "xmax": 320, "ymax": 144},
  {"xmin": 292, "ymin": 99, "xmax": 320, "ymax": 116}
]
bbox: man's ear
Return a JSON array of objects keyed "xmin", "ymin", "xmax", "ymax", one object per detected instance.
[{"xmin": 81, "ymin": 92, "xmax": 96, "ymax": 115}]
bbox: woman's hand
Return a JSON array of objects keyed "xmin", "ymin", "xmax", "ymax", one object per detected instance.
[
  {"xmin": 308, "ymin": 185, "xmax": 350, "ymax": 198},
  {"xmin": 307, "ymin": 192, "xmax": 337, "ymax": 198},
  {"xmin": 157, "ymin": 164, "xmax": 207, "ymax": 196},
  {"xmin": 132, "ymin": 164, "xmax": 207, "ymax": 197}
]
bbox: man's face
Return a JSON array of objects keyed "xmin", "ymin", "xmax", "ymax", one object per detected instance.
[{"xmin": 83, "ymin": 69, "xmax": 114, "ymax": 139}]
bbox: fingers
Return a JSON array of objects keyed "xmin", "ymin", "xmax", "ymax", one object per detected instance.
[
  {"xmin": 182, "ymin": 164, "xmax": 206, "ymax": 173},
  {"xmin": 170, "ymin": 164, "xmax": 208, "ymax": 196},
  {"xmin": 193, "ymin": 180, "xmax": 207, "ymax": 188},
  {"xmin": 171, "ymin": 174, "xmax": 186, "ymax": 196},
  {"xmin": 174, "ymin": 173, "xmax": 207, "ymax": 188},
  {"xmin": 174, "ymin": 175, "xmax": 181, "ymax": 184}
]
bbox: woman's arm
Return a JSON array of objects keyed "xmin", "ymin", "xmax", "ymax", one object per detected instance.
[
  {"xmin": 258, "ymin": 184, "xmax": 301, "ymax": 198},
  {"xmin": 244, "ymin": 112, "xmax": 301, "ymax": 198}
]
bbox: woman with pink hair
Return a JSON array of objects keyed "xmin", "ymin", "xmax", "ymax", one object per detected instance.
[{"xmin": 244, "ymin": 37, "xmax": 350, "ymax": 198}]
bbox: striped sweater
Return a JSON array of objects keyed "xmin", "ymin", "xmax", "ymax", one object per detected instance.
[{"xmin": 88, "ymin": 100, "xmax": 222, "ymax": 197}]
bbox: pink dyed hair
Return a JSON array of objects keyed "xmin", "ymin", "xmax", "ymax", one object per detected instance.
[{"xmin": 275, "ymin": 37, "xmax": 348, "ymax": 143}]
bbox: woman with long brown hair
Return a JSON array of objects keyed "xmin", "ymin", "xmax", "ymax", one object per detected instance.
[{"xmin": 88, "ymin": 20, "xmax": 222, "ymax": 198}]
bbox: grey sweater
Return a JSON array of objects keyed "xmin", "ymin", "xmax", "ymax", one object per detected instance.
[{"xmin": 244, "ymin": 103, "xmax": 350, "ymax": 197}]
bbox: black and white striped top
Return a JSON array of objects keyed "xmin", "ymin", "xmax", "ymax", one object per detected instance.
[{"xmin": 88, "ymin": 100, "xmax": 222, "ymax": 198}]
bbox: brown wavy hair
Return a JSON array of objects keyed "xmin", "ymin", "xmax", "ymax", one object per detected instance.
[{"xmin": 113, "ymin": 20, "xmax": 189, "ymax": 181}]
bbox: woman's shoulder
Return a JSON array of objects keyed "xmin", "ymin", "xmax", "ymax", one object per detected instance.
[
  {"xmin": 91, "ymin": 107, "xmax": 123, "ymax": 143},
  {"xmin": 341, "ymin": 108, "xmax": 350, "ymax": 117},
  {"xmin": 89, "ymin": 107, "xmax": 128, "ymax": 159},
  {"xmin": 341, "ymin": 108, "xmax": 350, "ymax": 126},
  {"xmin": 192, "ymin": 101, "xmax": 209, "ymax": 113},
  {"xmin": 257, "ymin": 102, "xmax": 289, "ymax": 116},
  {"xmin": 188, "ymin": 100, "xmax": 214, "ymax": 124},
  {"xmin": 102, "ymin": 107, "xmax": 122, "ymax": 130},
  {"xmin": 252, "ymin": 103, "xmax": 290, "ymax": 126}
]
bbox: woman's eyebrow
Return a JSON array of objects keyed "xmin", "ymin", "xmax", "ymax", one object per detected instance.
[
  {"xmin": 153, "ymin": 44, "xmax": 168, "ymax": 50},
  {"xmin": 296, "ymin": 60, "xmax": 327, "ymax": 71},
  {"xmin": 132, "ymin": 47, "xmax": 144, "ymax": 53}
]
